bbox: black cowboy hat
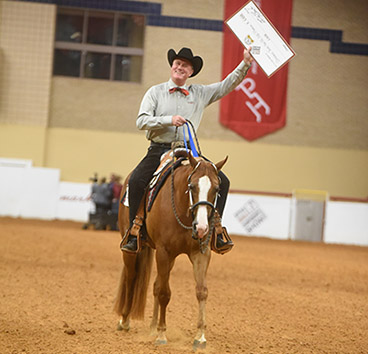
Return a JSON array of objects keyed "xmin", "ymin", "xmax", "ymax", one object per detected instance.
[{"xmin": 167, "ymin": 47, "xmax": 203, "ymax": 77}]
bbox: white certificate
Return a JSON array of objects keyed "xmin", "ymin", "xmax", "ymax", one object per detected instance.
[{"xmin": 226, "ymin": 0, "xmax": 296, "ymax": 77}]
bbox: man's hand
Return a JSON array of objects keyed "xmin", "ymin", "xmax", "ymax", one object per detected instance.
[
  {"xmin": 243, "ymin": 47, "xmax": 254, "ymax": 67},
  {"xmin": 172, "ymin": 115, "xmax": 187, "ymax": 127}
]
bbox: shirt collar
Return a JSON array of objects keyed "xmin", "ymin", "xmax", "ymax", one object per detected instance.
[{"xmin": 168, "ymin": 78, "xmax": 190, "ymax": 90}]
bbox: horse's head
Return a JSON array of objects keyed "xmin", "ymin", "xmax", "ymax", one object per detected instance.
[{"xmin": 187, "ymin": 152, "xmax": 228, "ymax": 240}]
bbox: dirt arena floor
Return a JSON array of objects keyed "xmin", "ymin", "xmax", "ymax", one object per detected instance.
[{"xmin": 0, "ymin": 217, "xmax": 367, "ymax": 354}]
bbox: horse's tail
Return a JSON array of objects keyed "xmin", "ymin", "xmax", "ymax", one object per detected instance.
[{"xmin": 114, "ymin": 245, "xmax": 154, "ymax": 320}]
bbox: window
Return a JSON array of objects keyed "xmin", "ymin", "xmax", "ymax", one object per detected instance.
[{"xmin": 53, "ymin": 7, "xmax": 145, "ymax": 82}]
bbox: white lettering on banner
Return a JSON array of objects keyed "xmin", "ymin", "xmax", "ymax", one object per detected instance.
[{"xmin": 236, "ymin": 77, "xmax": 271, "ymax": 123}]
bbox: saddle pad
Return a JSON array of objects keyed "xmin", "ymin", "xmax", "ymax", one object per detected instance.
[
  {"xmin": 149, "ymin": 150, "xmax": 174, "ymax": 189},
  {"xmin": 120, "ymin": 184, "xmax": 129, "ymax": 207},
  {"xmin": 147, "ymin": 157, "xmax": 185, "ymax": 212}
]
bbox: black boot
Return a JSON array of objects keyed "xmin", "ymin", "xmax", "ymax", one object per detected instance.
[{"xmin": 121, "ymin": 235, "xmax": 138, "ymax": 252}]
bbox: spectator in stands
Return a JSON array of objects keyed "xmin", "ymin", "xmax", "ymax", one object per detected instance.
[
  {"xmin": 111, "ymin": 175, "xmax": 123, "ymax": 215},
  {"xmin": 92, "ymin": 177, "xmax": 112, "ymax": 215},
  {"xmin": 109, "ymin": 173, "xmax": 116, "ymax": 190}
]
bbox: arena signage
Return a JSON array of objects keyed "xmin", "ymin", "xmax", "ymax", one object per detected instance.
[{"xmin": 221, "ymin": 0, "xmax": 293, "ymax": 140}]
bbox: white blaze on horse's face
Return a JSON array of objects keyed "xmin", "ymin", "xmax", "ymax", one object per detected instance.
[{"xmin": 195, "ymin": 176, "xmax": 211, "ymax": 239}]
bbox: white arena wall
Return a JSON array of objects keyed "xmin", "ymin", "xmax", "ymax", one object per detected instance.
[{"xmin": 0, "ymin": 161, "xmax": 367, "ymax": 247}]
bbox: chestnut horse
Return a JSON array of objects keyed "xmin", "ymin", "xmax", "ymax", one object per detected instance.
[{"xmin": 114, "ymin": 151, "xmax": 227, "ymax": 350}]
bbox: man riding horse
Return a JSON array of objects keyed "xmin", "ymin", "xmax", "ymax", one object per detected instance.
[{"xmin": 122, "ymin": 46, "xmax": 253, "ymax": 253}]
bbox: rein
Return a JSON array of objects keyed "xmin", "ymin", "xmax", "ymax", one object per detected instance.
[
  {"xmin": 170, "ymin": 163, "xmax": 192, "ymax": 231},
  {"xmin": 174, "ymin": 121, "xmax": 202, "ymax": 157},
  {"xmin": 170, "ymin": 122, "xmax": 217, "ymax": 253},
  {"xmin": 190, "ymin": 200, "xmax": 216, "ymax": 253},
  {"xmin": 170, "ymin": 160, "xmax": 217, "ymax": 254},
  {"xmin": 183, "ymin": 121, "xmax": 201, "ymax": 157}
]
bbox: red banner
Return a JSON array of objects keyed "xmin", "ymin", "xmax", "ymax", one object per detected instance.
[{"xmin": 220, "ymin": 0, "xmax": 293, "ymax": 141}]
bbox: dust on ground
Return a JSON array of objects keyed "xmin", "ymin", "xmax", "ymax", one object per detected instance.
[{"xmin": 0, "ymin": 217, "xmax": 367, "ymax": 354}]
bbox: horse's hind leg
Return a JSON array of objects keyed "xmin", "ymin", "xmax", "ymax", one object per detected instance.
[
  {"xmin": 116, "ymin": 253, "xmax": 137, "ymax": 331},
  {"xmin": 189, "ymin": 249, "xmax": 211, "ymax": 350},
  {"xmin": 117, "ymin": 275, "xmax": 134, "ymax": 331},
  {"xmin": 149, "ymin": 276, "xmax": 159, "ymax": 335}
]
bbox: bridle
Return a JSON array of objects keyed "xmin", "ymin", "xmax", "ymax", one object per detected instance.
[{"xmin": 170, "ymin": 159, "xmax": 219, "ymax": 254}]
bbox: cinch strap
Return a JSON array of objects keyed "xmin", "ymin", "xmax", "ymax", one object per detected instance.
[{"xmin": 183, "ymin": 122, "xmax": 199, "ymax": 157}]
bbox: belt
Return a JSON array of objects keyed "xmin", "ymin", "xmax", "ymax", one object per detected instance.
[
  {"xmin": 150, "ymin": 141, "xmax": 191, "ymax": 149},
  {"xmin": 150, "ymin": 141, "xmax": 172, "ymax": 149}
]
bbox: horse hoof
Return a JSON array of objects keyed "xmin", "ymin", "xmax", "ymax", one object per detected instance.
[
  {"xmin": 193, "ymin": 339, "xmax": 206, "ymax": 351},
  {"xmin": 116, "ymin": 321, "xmax": 130, "ymax": 332},
  {"xmin": 155, "ymin": 339, "xmax": 167, "ymax": 345}
]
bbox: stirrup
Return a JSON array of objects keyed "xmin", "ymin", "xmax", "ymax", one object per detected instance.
[
  {"xmin": 211, "ymin": 211, "xmax": 234, "ymax": 254},
  {"xmin": 211, "ymin": 226, "xmax": 234, "ymax": 254},
  {"xmin": 120, "ymin": 233, "xmax": 137, "ymax": 250},
  {"xmin": 120, "ymin": 230, "xmax": 142, "ymax": 254},
  {"xmin": 120, "ymin": 216, "xmax": 144, "ymax": 254},
  {"xmin": 120, "ymin": 231, "xmax": 141, "ymax": 254}
]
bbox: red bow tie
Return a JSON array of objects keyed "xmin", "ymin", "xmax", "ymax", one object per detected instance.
[{"xmin": 169, "ymin": 87, "xmax": 189, "ymax": 96}]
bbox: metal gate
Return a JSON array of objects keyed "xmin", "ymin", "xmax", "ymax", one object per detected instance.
[{"xmin": 289, "ymin": 189, "xmax": 328, "ymax": 242}]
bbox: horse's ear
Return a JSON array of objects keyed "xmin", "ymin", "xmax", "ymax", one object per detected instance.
[
  {"xmin": 215, "ymin": 156, "xmax": 228, "ymax": 171},
  {"xmin": 188, "ymin": 151, "xmax": 198, "ymax": 168}
]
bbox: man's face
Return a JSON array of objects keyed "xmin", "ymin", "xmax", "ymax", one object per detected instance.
[{"xmin": 171, "ymin": 58, "xmax": 194, "ymax": 85}]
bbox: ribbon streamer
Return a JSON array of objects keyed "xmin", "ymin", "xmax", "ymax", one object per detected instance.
[{"xmin": 183, "ymin": 122, "xmax": 199, "ymax": 157}]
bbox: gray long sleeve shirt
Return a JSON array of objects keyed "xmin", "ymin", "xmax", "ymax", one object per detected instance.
[{"xmin": 136, "ymin": 61, "xmax": 250, "ymax": 144}]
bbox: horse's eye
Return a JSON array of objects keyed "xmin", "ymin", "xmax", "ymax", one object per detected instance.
[{"xmin": 188, "ymin": 183, "xmax": 194, "ymax": 190}]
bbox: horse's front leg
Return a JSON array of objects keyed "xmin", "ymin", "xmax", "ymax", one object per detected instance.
[
  {"xmin": 154, "ymin": 248, "xmax": 175, "ymax": 345},
  {"xmin": 189, "ymin": 248, "xmax": 211, "ymax": 351}
]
